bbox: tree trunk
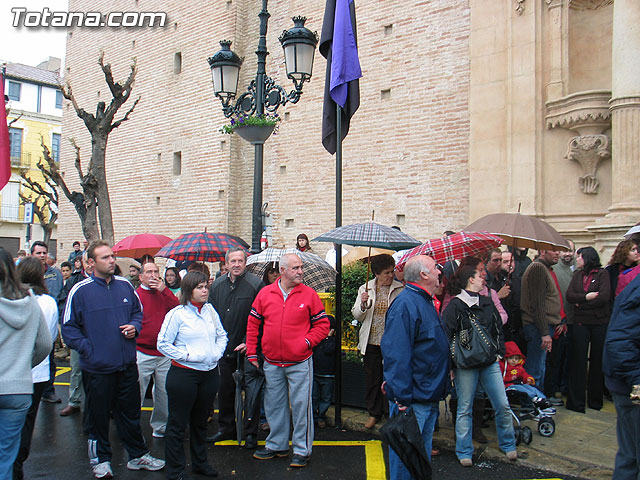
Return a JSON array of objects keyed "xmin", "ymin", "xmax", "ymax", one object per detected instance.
[{"xmin": 91, "ymin": 136, "xmax": 114, "ymax": 245}]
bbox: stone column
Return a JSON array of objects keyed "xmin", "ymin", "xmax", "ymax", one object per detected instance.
[{"xmin": 608, "ymin": 0, "xmax": 640, "ymax": 221}]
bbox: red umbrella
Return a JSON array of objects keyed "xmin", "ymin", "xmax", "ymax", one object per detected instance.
[
  {"xmin": 112, "ymin": 233, "xmax": 173, "ymax": 258},
  {"xmin": 155, "ymin": 232, "xmax": 248, "ymax": 263},
  {"xmin": 396, "ymin": 231, "xmax": 504, "ymax": 272}
]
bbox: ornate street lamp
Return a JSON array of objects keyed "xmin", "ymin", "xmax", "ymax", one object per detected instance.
[{"xmin": 208, "ymin": 2, "xmax": 318, "ymax": 252}]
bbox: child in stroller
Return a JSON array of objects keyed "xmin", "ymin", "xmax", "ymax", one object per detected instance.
[{"xmin": 500, "ymin": 341, "xmax": 556, "ymax": 418}]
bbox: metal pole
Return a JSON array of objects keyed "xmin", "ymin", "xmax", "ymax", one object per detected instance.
[
  {"xmin": 251, "ymin": 0, "xmax": 271, "ymax": 253},
  {"xmin": 334, "ymin": 103, "xmax": 343, "ymax": 428}
]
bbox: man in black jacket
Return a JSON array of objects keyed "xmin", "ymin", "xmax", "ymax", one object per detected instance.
[{"xmin": 206, "ymin": 247, "xmax": 264, "ymax": 448}]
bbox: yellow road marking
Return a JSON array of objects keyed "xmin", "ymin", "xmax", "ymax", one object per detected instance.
[
  {"xmin": 55, "ymin": 367, "xmax": 71, "ymax": 376},
  {"xmin": 53, "ymin": 382, "xmax": 70, "ymax": 386}
]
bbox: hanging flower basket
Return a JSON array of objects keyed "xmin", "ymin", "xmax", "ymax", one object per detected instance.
[
  {"xmin": 234, "ymin": 124, "xmax": 275, "ymax": 144},
  {"xmin": 220, "ymin": 113, "xmax": 280, "ymax": 144}
]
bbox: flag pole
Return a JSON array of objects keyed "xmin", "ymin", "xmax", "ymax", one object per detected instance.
[{"xmin": 334, "ymin": 103, "xmax": 343, "ymax": 428}]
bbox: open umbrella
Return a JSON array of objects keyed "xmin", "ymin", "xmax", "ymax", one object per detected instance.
[
  {"xmin": 396, "ymin": 231, "xmax": 504, "ymax": 271},
  {"xmin": 313, "ymin": 222, "xmax": 420, "ymax": 250},
  {"xmin": 232, "ymin": 355, "xmax": 244, "ymax": 446},
  {"xmin": 115, "ymin": 257, "xmax": 140, "ymax": 275},
  {"xmin": 624, "ymin": 223, "xmax": 640, "ymax": 239},
  {"xmin": 112, "ymin": 233, "xmax": 172, "ymax": 258},
  {"xmin": 342, "ymin": 246, "xmax": 395, "ymax": 266},
  {"xmin": 155, "ymin": 232, "xmax": 248, "ymax": 263},
  {"xmin": 246, "ymin": 248, "xmax": 336, "ymax": 292},
  {"xmin": 379, "ymin": 409, "xmax": 432, "ymax": 480},
  {"xmin": 463, "ymin": 213, "xmax": 570, "ymax": 251}
]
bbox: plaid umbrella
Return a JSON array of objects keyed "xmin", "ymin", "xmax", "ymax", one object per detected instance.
[
  {"xmin": 112, "ymin": 233, "xmax": 172, "ymax": 258},
  {"xmin": 313, "ymin": 222, "xmax": 420, "ymax": 250},
  {"xmin": 155, "ymin": 232, "xmax": 248, "ymax": 263},
  {"xmin": 396, "ymin": 231, "xmax": 504, "ymax": 271},
  {"xmin": 463, "ymin": 213, "xmax": 570, "ymax": 251},
  {"xmin": 246, "ymin": 248, "xmax": 336, "ymax": 292}
]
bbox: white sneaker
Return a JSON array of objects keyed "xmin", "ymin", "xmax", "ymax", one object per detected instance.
[
  {"xmin": 152, "ymin": 430, "xmax": 165, "ymax": 438},
  {"xmin": 93, "ymin": 461, "xmax": 113, "ymax": 479},
  {"xmin": 126, "ymin": 453, "xmax": 165, "ymax": 471}
]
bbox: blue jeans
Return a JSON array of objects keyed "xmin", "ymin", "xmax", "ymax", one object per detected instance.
[
  {"xmin": 0, "ymin": 394, "xmax": 32, "ymax": 479},
  {"xmin": 523, "ymin": 324, "xmax": 553, "ymax": 386},
  {"xmin": 612, "ymin": 392, "xmax": 640, "ymax": 479},
  {"xmin": 506, "ymin": 384, "xmax": 546, "ymax": 401},
  {"xmin": 387, "ymin": 401, "xmax": 439, "ymax": 480},
  {"xmin": 312, "ymin": 375, "xmax": 334, "ymax": 422},
  {"xmin": 454, "ymin": 362, "xmax": 516, "ymax": 460}
]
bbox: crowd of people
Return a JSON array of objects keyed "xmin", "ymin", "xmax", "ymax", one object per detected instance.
[{"xmin": 1, "ymin": 229, "xmax": 640, "ymax": 480}]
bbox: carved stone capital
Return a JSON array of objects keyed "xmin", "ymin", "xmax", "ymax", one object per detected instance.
[
  {"xmin": 564, "ymin": 134, "xmax": 611, "ymax": 194},
  {"xmin": 546, "ymin": 90, "xmax": 612, "ymax": 135},
  {"xmin": 515, "ymin": 0, "xmax": 526, "ymax": 15}
]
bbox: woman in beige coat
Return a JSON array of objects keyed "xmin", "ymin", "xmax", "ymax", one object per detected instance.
[{"xmin": 351, "ymin": 254, "xmax": 404, "ymax": 428}]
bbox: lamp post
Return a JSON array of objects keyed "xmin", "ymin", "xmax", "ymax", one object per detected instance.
[{"xmin": 208, "ymin": 0, "xmax": 318, "ymax": 252}]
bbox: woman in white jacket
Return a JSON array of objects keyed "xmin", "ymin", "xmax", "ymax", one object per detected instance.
[
  {"xmin": 157, "ymin": 271, "xmax": 228, "ymax": 480},
  {"xmin": 351, "ymin": 254, "xmax": 403, "ymax": 429}
]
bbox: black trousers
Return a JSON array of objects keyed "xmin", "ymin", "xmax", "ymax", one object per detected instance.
[
  {"xmin": 363, "ymin": 345, "xmax": 386, "ymax": 419},
  {"xmin": 165, "ymin": 365, "xmax": 219, "ymax": 479},
  {"xmin": 12, "ymin": 382, "xmax": 45, "ymax": 480},
  {"xmin": 42, "ymin": 351, "xmax": 56, "ymax": 397},
  {"xmin": 566, "ymin": 323, "xmax": 607, "ymax": 412},
  {"xmin": 544, "ymin": 329, "xmax": 569, "ymax": 396},
  {"xmin": 215, "ymin": 356, "xmax": 238, "ymax": 434},
  {"xmin": 84, "ymin": 363, "xmax": 148, "ymax": 463}
]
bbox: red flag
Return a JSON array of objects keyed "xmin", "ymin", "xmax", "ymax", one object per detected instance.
[{"xmin": 0, "ymin": 73, "xmax": 11, "ymax": 191}]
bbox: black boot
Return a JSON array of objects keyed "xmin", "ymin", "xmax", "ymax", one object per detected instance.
[{"xmin": 472, "ymin": 398, "xmax": 488, "ymax": 444}]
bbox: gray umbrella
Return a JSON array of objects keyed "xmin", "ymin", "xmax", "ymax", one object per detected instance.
[{"xmin": 232, "ymin": 355, "xmax": 244, "ymax": 446}]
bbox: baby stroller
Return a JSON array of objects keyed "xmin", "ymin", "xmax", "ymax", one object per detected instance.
[{"xmin": 504, "ymin": 388, "xmax": 556, "ymax": 445}]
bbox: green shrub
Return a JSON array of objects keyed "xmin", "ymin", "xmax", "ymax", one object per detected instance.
[{"xmin": 330, "ymin": 261, "xmax": 370, "ymax": 362}]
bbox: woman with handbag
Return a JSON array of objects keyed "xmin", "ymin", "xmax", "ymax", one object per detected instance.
[
  {"xmin": 565, "ymin": 246, "xmax": 610, "ymax": 413},
  {"xmin": 442, "ymin": 264, "xmax": 517, "ymax": 467}
]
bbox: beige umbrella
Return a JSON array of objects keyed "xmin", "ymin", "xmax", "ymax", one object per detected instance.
[
  {"xmin": 463, "ymin": 212, "xmax": 570, "ymax": 251},
  {"xmin": 342, "ymin": 246, "xmax": 395, "ymax": 265}
]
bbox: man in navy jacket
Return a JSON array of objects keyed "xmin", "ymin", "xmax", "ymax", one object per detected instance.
[
  {"xmin": 381, "ymin": 255, "xmax": 450, "ymax": 479},
  {"xmin": 62, "ymin": 240, "xmax": 164, "ymax": 479},
  {"xmin": 604, "ymin": 273, "xmax": 640, "ymax": 479}
]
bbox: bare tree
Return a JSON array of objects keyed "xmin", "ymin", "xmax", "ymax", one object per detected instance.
[
  {"xmin": 18, "ymin": 151, "xmax": 58, "ymax": 244},
  {"xmin": 51, "ymin": 53, "xmax": 140, "ymax": 244}
]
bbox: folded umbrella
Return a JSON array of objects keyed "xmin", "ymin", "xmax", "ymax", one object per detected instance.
[
  {"xmin": 396, "ymin": 231, "xmax": 503, "ymax": 271},
  {"xmin": 379, "ymin": 409, "xmax": 432, "ymax": 480},
  {"xmin": 232, "ymin": 354, "xmax": 244, "ymax": 446}
]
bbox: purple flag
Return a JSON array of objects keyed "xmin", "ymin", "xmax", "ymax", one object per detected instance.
[{"xmin": 320, "ymin": 0, "xmax": 362, "ymax": 154}]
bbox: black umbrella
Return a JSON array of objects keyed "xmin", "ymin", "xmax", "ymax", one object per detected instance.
[
  {"xmin": 243, "ymin": 358, "xmax": 265, "ymax": 430},
  {"xmin": 232, "ymin": 355, "xmax": 244, "ymax": 446},
  {"xmin": 379, "ymin": 409, "xmax": 432, "ymax": 480}
]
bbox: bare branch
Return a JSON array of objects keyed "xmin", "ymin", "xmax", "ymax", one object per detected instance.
[
  {"xmin": 69, "ymin": 138, "xmax": 84, "ymax": 180},
  {"xmin": 110, "ymin": 96, "xmax": 140, "ymax": 131}
]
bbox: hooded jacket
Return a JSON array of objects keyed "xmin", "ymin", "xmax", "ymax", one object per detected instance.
[
  {"xmin": 62, "ymin": 275, "xmax": 143, "ymax": 374},
  {"xmin": 499, "ymin": 341, "xmax": 534, "ymax": 386},
  {"xmin": 0, "ymin": 292, "xmax": 52, "ymax": 395}
]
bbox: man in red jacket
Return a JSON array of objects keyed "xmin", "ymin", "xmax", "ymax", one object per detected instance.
[
  {"xmin": 246, "ymin": 253, "xmax": 329, "ymax": 468},
  {"xmin": 135, "ymin": 262, "xmax": 179, "ymax": 438}
]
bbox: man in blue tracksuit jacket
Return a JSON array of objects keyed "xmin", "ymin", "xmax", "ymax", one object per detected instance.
[
  {"xmin": 381, "ymin": 255, "xmax": 450, "ymax": 480},
  {"xmin": 603, "ymin": 273, "xmax": 640, "ymax": 480},
  {"xmin": 62, "ymin": 240, "xmax": 164, "ymax": 478}
]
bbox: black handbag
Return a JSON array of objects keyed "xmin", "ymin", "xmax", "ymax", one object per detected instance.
[{"xmin": 450, "ymin": 307, "xmax": 498, "ymax": 369}]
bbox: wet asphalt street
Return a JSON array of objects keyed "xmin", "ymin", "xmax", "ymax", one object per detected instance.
[{"xmin": 20, "ymin": 364, "xmax": 586, "ymax": 480}]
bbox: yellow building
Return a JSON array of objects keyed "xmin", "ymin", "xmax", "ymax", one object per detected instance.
[{"xmin": 2, "ymin": 58, "xmax": 61, "ymax": 257}]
